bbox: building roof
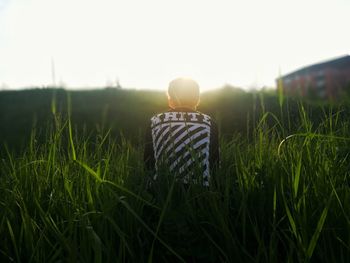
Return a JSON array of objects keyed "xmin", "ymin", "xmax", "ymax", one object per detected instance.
[{"xmin": 281, "ymin": 55, "xmax": 350, "ymax": 79}]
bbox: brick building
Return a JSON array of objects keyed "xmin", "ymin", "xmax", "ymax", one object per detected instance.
[{"xmin": 277, "ymin": 55, "xmax": 350, "ymax": 99}]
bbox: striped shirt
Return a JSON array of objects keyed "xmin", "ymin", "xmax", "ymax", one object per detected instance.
[{"xmin": 144, "ymin": 108, "xmax": 219, "ymax": 186}]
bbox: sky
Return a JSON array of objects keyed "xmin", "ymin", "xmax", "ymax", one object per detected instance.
[{"xmin": 0, "ymin": 0, "xmax": 349, "ymax": 91}]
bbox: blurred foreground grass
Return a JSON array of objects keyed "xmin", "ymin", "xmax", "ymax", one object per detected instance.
[{"xmin": 1, "ymin": 91, "xmax": 350, "ymax": 262}]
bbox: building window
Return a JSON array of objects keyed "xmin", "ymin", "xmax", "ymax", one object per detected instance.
[
  {"xmin": 315, "ymin": 69, "xmax": 325, "ymax": 89},
  {"xmin": 284, "ymin": 78, "xmax": 291, "ymax": 84},
  {"xmin": 316, "ymin": 78, "xmax": 325, "ymax": 88}
]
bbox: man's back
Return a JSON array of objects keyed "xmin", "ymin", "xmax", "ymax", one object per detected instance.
[{"xmin": 144, "ymin": 108, "xmax": 219, "ymax": 186}]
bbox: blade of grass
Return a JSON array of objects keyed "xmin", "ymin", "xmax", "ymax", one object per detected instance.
[
  {"xmin": 293, "ymin": 156, "xmax": 302, "ymax": 198},
  {"xmin": 306, "ymin": 205, "xmax": 329, "ymax": 260},
  {"xmin": 7, "ymin": 219, "xmax": 20, "ymax": 263},
  {"xmin": 67, "ymin": 92, "xmax": 76, "ymax": 161}
]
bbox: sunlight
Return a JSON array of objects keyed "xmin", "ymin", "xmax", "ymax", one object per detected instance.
[{"xmin": 0, "ymin": 0, "xmax": 349, "ymax": 89}]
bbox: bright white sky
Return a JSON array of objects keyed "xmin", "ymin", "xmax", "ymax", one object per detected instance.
[{"xmin": 0, "ymin": 0, "xmax": 349, "ymax": 90}]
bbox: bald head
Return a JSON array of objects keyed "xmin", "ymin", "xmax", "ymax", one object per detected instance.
[{"xmin": 167, "ymin": 78, "xmax": 200, "ymax": 109}]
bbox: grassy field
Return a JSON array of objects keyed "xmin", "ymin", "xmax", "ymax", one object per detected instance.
[{"xmin": 0, "ymin": 88, "xmax": 350, "ymax": 262}]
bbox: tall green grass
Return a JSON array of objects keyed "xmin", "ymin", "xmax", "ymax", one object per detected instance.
[{"xmin": 0, "ymin": 98, "xmax": 350, "ymax": 262}]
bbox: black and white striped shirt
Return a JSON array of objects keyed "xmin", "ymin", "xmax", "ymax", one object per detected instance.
[{"xmin": 144, "ymin": 108, "xmax": 219, "ymax": 186}]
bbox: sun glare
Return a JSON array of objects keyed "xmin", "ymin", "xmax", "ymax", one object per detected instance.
[{"xmin": 0, "ymin": 0, "xmax": 349, "ymax": 90}]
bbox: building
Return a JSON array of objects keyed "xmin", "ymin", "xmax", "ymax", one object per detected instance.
[{"xmin": 277, "ymin": 55, "xmax": 350, "ymax": 99}]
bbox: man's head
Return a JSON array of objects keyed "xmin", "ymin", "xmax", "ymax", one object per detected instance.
[{"xmin": 167, "ymin": 78, "xmax": 200, "ymax": 110}]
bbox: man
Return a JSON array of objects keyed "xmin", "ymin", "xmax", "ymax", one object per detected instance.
[{"xmin": 144, "ymin": 78, "xmax": 219, "ymax": 186}]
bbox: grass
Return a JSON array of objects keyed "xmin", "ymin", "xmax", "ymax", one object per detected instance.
[{"xmin": 0, "ymin": 96, "xmax": 350, "ymax": 262}]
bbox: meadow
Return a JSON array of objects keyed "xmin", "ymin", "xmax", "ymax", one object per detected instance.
[{"xmin": 0, "ymin": 87, "xmax": 350, "ymax": 262}]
